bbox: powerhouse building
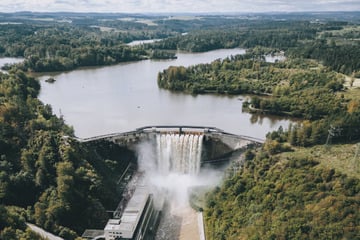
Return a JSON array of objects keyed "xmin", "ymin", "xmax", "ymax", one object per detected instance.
[{"xmin": 104, "ymin": 187, "xmax": 159, "ymax": 240}]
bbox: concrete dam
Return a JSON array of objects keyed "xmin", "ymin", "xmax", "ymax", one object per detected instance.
[
  {"xmin": 80, "ymin": 126, "xmax": 264, "ymax": 240},
  {"xmin": 79, "ymin": 125, "xmax": 264, "ymax": 166}
]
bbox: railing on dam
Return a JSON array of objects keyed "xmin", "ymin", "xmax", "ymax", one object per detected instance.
[
  {"xmin": 76, "ymin": 125, "xmax": 265, "ymax": 144},
  {"xmin": 136, "ymin": 125, "xmax": 224, "ymax": 133}
]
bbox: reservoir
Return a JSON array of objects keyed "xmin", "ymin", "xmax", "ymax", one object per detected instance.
[
  {"xmin": 0, "ymin": 57, "xmax": 24, "ymax": 73},
  {"xmin": 37, "ymin": 48, "xmax": 292, "ymax": 139}
]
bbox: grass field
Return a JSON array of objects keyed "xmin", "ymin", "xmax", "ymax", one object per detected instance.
[
  {"xmin": 343, "ymin": 87, "xmax": 360, "ymax": 101},
  {"xmin": 282, "ymin": 143, "xmax": 360, "ymax": 179}
]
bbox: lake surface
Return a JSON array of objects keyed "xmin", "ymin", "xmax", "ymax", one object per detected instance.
[
  {"xmin": 37, "ymin": 49, "xmax": 292, "ymax": 139},
  {"xmin": 0, "ymin": 57, "xmax": 24, "ymax": 72},
  {"xmin": 127, "ymin": 39, "xmax": 162, "ymax": 46}
]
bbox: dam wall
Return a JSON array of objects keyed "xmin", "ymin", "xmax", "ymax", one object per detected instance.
[{"xmin": 78, "ymin": 126, "xmax": 264, "ymax": 164}]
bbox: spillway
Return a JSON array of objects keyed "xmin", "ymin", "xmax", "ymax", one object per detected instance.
[
  {"xmin": 151, "ymin": 133, "xmax": 206, "ymax": 240},
  {"xmin": 155, "ymin": 133, "xmax": 203, "ymax": 175},
  {"xmin": 81, "ymin": 127, "xmax": 261, "ymax": 240}
]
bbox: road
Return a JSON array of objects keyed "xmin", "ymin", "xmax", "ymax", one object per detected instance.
[{"xmin": 26, "ymin": 223, "xmax": 64, "ymax": 240}]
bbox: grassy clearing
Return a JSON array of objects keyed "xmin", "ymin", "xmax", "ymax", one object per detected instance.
[
  {"xmin": 282, "ymin": 143, "xmax": 360, "ymax": 179},
  {"xmin": 343, "ymin": 86, "xmax": 360, "ymax": 101},
  {"xmin": 340, "ymin": 74, "xmax": 360, "ymax": 100}
]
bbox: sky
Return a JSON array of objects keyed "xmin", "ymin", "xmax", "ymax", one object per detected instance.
[{"xmin": 0, "ymin": 0, "xmax": 359, "ymax": 13}]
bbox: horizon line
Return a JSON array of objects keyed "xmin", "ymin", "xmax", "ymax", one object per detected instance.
[{"xmin": 1, "ymin": 10, "xmax": 360, "ymax": 15}]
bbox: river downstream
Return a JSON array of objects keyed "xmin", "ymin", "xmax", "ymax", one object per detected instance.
[{"xmin": 36, "ymin": 49, "xmax": 292, "ymax": 139}]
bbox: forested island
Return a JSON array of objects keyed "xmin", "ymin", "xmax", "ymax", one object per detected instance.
[{"xmin": 0, "ymin": 12, "xmax": 359, "ymax": 240}]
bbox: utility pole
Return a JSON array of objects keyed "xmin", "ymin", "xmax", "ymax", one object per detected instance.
[
  {"xmin": 354, "ymin": 143, "xmax": 360, "ymax": 170},
  {"xmin": 325, "ymin": 125, "xmax": 336, "ymax": 148},
  {"xmin": 325, "ymin": 125, "xmax": 342, "ymax": 149}
]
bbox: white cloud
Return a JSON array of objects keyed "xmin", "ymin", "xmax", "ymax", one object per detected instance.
[{"xmin": 0, "ymin": 0, "xmax": 359, "ymax": 12}]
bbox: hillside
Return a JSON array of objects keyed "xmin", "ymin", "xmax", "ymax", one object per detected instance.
[
  {"xmin": 0, "ymin": 70, "xmax": 134, "ymax": 239},
  {"xmin": 204, "ymin": 144, "xmax": 360, "ymax": 240}
]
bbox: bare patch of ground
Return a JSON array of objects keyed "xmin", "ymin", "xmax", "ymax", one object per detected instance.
[{"xmin": 344, "ymin": 75, "xmax": 360, "ymax": 88}]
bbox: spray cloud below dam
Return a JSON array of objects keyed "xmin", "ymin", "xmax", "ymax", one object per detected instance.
[
  {"xmin": 136, "ymin": 132, "xmax": 224, "ymax": 207},
  {"xmin": 79, "ymin": 126, "xmax": 263, "ymax": 239}
]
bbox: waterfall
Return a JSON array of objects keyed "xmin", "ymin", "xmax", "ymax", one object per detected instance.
[{"xmin": 155, "ymin": 133, "xmax": 203, "ymax": 175}]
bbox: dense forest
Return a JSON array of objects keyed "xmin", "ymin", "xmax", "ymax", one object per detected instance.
[
  {"xmin": 0, "ymin": 70, "xmax": 135, "ymax": 239},
  {"xmin": 2, "ymin": 12, "xmax": 360, "ymax": 73},
  {"xmin": 205, "ymin": 146, "xmax": 360, "ymax": 240},
  {"xmin": 202, "ymin": 79, "xmax": 360, "ymax": 239},
  {"xmin": 0, "ymin": 24, "xmax": 154, "ymax": 72},
  {"xmin": 0, "ymin": 12, "xmax": 360, "ymax": 240},
  {"xmin": 0, "ymin": 13, "xmax": 185, "ymax": 72},
  {"xmin": 154, "ymin": 20, "xmax": 360, "ymax": 75}
]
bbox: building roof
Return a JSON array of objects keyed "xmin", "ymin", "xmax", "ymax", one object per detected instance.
[
  {"xmin": 81, "ymin": 229, "xmax": 105, "ymax": 239},
  {"xmin": 104, "ymin": 187, "xmax": 149, "ymax": 239}
]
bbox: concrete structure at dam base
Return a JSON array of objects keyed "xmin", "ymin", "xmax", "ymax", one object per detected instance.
[{"xmin": 81, "ymin": 126, "xmax": 264, "ymax": 240}]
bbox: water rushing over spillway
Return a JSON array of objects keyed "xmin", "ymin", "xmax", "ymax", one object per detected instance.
[
  {"xmin": 156, "ymin": 133, "xmax": 203, "ymax": 175},
  {"xmin": 152, "ymin": 133, "xmax": 206, "ymax": 240},
  {"xmin": 135, "ymin": 132, "xmax": 221, "ymax": 240},
  {"xmin": 136, "ymin": 132, "xmax": 211, "ymax": 202}
]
